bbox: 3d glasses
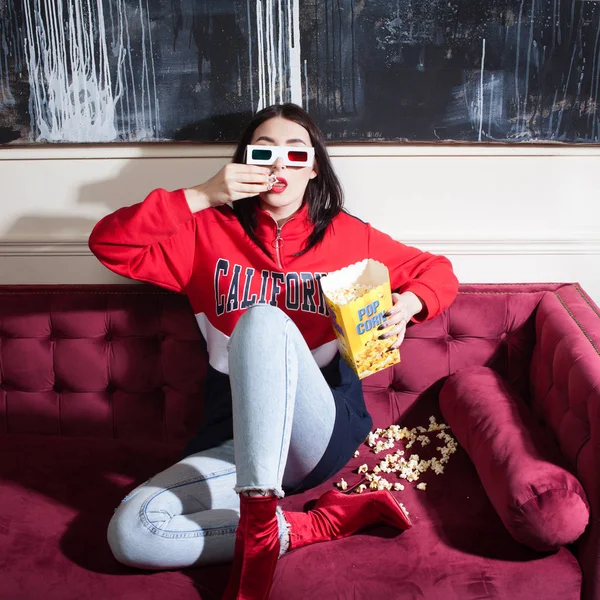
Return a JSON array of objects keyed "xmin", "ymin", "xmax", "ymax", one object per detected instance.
[{"xmin": 245, "ymin": 145, "xmax": 315, "ymax": 167}]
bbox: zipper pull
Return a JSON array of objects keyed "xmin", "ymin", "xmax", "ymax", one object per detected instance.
[{"xmin": 273, "ymin": 225, "xmax": 284, "ymax": 268}]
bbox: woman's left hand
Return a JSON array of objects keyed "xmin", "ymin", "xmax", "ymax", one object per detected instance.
[{"xmin": 378, "ymin": 292, "xmax": 424, "ymax": 350}]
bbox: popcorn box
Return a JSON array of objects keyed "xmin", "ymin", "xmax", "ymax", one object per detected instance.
[{"xmin": 320, "ymin": 259, "xmax": 401, "ymax": 379}]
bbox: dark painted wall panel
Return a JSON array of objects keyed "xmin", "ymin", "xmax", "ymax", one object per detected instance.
[{"xmin": 1, "ymin": 0, "xmax": 599, "ymax": 144}]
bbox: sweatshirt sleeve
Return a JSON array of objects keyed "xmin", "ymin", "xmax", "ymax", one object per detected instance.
[
  {"xmin": 368, "ymin": 224, "xmax": 459, "ymax": 323},
  {"xmin": 88, "ymin": 188, "xmax": 197, "ymax": 293}
]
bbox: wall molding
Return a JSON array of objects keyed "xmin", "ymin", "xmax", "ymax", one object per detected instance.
[{"xmin": 1, "ymin": 237, "xmax": 598, "ymax": 257}]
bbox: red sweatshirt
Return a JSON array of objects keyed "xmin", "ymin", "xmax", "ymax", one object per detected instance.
[
  {"xmin": 89, "ymin": 188, "xmax": 459, "ymax": 479},
  {"xmin": 89, "ymin": 188, "xmax": 458, "ymax": 373}
]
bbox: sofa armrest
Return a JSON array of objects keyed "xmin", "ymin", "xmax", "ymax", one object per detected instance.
[{"xmin": 530, "ymin": 284, "xmax": 600, "ymax": 600}]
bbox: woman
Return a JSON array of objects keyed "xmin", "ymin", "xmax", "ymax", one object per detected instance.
[{"xmin": 89, "ymin": 103, "xmax": 459, "ymax": 600}]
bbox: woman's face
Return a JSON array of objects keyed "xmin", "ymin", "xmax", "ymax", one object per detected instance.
[{"xmin": 250, "ymin": 116, "xmax": 318, "ymax": 219}]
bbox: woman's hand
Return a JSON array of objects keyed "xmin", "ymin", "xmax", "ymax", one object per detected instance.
[
  {"xmin": 378, "ymin": 291, "xmax": 424, "ymax": 350},
  {"xmin": 185, "ymin": 163, "xmax": 273, "ymax": 212}
]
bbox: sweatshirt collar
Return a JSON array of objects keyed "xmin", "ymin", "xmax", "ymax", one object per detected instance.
[{"xmin": 254, "ymin": 201, "xmax": 312, "ymax": 241}]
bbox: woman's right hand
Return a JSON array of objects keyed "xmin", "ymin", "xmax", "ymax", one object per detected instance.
[{"xmin": 184, "ymin": 163, "xmax": 273, "ymax": 212}]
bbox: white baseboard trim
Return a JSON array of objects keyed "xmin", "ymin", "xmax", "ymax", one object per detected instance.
[{"xmin": 0, "ymin": 237, "xmax": 598, "ymax": 257}]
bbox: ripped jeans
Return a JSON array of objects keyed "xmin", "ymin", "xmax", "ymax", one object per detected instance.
[{"xmin": 107, "ymin": 304, "xmax": 337, "ymax": 569}]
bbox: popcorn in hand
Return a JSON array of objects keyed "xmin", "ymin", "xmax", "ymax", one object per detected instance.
[{"xmin": 328, "ymin": 283, "xmax": 375, "ymax": 306}]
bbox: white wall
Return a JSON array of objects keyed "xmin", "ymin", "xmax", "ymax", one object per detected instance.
[{"xmin": 0, "ymin": 145, "xmax": 599, "ymax": 303}]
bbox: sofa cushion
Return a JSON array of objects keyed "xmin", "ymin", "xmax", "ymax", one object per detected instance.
[
  {"xmin": 0, "ymin": 402, "xmax": 583, "ymax": 600},
  {"xmin": 439, "ymin": 366, "xmax": 589, "ymax": 551}
]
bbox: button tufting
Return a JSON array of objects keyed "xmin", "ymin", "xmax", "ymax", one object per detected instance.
[
  {"xmin": 104, "ymin": 333, "xmax": 113, "ymax": 341},
  {"xmin": 53, "ymin": 384, "xmax": 62, "ymax": 393}
]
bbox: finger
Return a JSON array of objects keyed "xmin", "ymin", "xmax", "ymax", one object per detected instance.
[
  {"xmin": 386, "ymin": 293, "xmax": 404, "ymax": 316},
  {"xmin": 235, "ymin": 173, "xmax": 271, "ymax": 184},
  {"xmin": 379, "ymin": 322, "xmax": 406, "ymax": 341},
  {"xmin": 390, "ymin": 328, "xmax": 406, "ymax": 349},
  {"xmin": 230, "ymin": 183, "xmax": 271, "ymax": 199},
  {"xmin": 233, "ymin": 164, "xmax": 272, "ymax": 176},
  {"xmin": 378, "ymin": 311, "xmax": 408, "ymax": 330}
]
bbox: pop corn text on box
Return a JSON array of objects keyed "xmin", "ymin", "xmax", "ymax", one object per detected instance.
[{"xmin": 320, "ymin": 259, "xmax": 401, "ymax": 379}]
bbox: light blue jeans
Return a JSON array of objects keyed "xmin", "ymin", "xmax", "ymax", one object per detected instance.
[{"xmin": 107, "ymin": 305, "xmax": 337, "ymax": 569}]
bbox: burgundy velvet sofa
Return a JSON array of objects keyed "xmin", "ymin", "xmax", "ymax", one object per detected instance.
[{"xmin": 1, "ymin": 282, "xmax": 599, "ymax": 600}]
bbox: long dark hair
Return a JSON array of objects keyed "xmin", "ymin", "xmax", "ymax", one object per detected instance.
[{"xmin": 229, "ymin": 103, "xmax": 344, "ymax": 258}]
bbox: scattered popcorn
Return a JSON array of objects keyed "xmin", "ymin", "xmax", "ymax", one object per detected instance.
[
  {"xmin": 354, "ymin": 450, "xmax": 360, "ymax": 458},
  {"xmin": 377, "ymin": 478, "xmax": 393, "ymax": 491},
  {"xmin": 355, "ymin": 418, "xmax": 457, "ymax": 490},
  {"xmin": 336, "ymin": 418, "xmax": 457, "ymax": 511}
]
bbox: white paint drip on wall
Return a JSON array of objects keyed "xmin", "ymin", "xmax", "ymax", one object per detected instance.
[
  {"xmin": 0, "ymin": 0, "xmax": 21, "ymax": 110},
  {"xmin": 522, "ymin": 0, "xmax": 536, "ymax": 136},
  {"xmin": 22, "ymin": 0, "xmax": 159, "ymax": 142},
  {"xmin": 515, "ymin": 0, "xmax": 525, "ymax": 137},
  {"xmin": 290, "ymin": 0, "xmax": 302, "ymax": 106},
  {"xmin": 247, "ymin": 0, "xmax": 254, "ymax": 111},
  {"xmin": 254, "ymin": 0, "xmax": 302, "ymax": 111},
  {"xmin": 277, "ymin": 0, "xmax": 283, "ymax": 104},
  {"xmin": 479, "ymin": 38, "xmax": 486, "ymax": 141},
  {"xmin": 144, "ymin": 0, "xmax": 161, "ymax": 136},
  {"xmin": 304, "ymin": 58, "xmax": 308, "ymax": 110},
  {"xmin": 23, "ymin": 0, "xmax": 117, "ymax": 142},
  {"xmin": 256, "ymin": 1, "xmax": 265, "ymax": 110}
]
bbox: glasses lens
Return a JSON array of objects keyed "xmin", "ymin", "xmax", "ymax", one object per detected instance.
[
  {"xmin": 287, "ymin": 150, "xmax": 309, "ymax": 162},
  {"xmin": 251, "ymin": 148, "xmax": 273, "ymax": 161}
]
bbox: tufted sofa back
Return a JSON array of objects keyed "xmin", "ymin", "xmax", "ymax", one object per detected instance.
[
  {"xmin": 0, "ymin": 286, "xmax": 206, "ymax": 445},
  {"xmin": 363, "ymin": 282, "xmax": 566, "ymax": 428},
  {"xmin": 0, "ymin": 282, "xmax": 569, "ymax": 446}
]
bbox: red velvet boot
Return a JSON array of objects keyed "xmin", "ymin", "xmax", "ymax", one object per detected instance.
[
  {"xmin": 283, "ymin": 489, "xmax": 412, "ymax": 550},
  {"xmin": 222, "ymin": 494, "xmax": 281, "ymax": 600}
]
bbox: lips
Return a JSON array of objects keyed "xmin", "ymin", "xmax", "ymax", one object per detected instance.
[{"xmin": 270, "ymin": 177, "xmax": 288, "ymax": 194}]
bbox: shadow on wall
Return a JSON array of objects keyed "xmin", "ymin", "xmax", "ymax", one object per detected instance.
[
  {"xmin": 4, "ymin": 111, "xmax": 249, "ymax": 244},
  {"xmin": 6, "ymin": 152, "xmax": 230, "ymax": 239},
  {"xmin": 1, "ymin": 153, "xmax": 223, "ymax": 283},
  {"xmin": 1, "ymin": 117, "xmax": 246, "ymax": 282}
]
